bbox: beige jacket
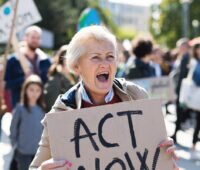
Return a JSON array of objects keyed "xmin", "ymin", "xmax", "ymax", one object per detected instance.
[{"xmin": 29, "ymin": 78, "xmax": 148, "ymax": 169}]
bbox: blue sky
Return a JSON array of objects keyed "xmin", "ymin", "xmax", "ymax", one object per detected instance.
[{"xmin": 109, "ymin": 0, "xmax": 162, "ymax": 6}]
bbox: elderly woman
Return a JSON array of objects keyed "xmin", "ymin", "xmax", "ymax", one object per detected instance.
[{"xmin": 30, "ymin": 26, "xmax": 178, "ymax": 170}]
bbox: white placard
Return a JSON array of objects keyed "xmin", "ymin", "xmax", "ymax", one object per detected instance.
[{"xmin": 0, "ymin": 0, "xmax": 42, "ymax": 43}]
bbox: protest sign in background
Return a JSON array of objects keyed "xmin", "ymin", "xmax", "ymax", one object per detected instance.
[
  {"xmin": 131, "ymin": 76, "xmax": 176, "ymax": 103},
  {"xmin": 0, "ymin": 0, "xmax": 41, "ymax": 43},
  {"xmin": 47, "ymin": 99, "xmax": 173, "ymax": 170}
]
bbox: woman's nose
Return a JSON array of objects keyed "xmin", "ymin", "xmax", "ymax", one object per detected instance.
[{"xmin": 100, "ymin": 59, "xmax": 109, "ymax": 68}]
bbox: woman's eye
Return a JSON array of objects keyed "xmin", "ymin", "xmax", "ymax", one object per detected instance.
[
  {"xmin": 107, "ymin": 55, "xmax": 115, "ymax": 61},
  {"xmin": 91, "ymin": 56, "xmax": 100, "ymax": 61}
]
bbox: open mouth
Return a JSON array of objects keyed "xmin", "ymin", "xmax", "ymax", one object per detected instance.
[{"xmin": 96, "ymin": 72, "xmax": 109, "ymax": 83}]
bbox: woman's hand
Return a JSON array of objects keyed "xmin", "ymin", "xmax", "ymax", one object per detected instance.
[
  {"xmin": 38, "ymin": 158, "xmax": 72, "ymax": 170},
  {"xmin": 159, "ymin": 137, "xmax": 179, "ymax": 170}
]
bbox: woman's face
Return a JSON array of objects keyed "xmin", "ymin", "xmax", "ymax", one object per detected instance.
[{"xmin": 74, "ymin": 39, "xmax": 117, "ymax": 97}]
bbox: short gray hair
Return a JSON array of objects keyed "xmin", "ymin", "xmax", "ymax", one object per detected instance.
[
  {"xmin": 66, "ymin": 25, "xmax": 117, "ymax": 73},
  {"xmin": 25, "ymin": 25, "xmax": 42, "ymax": 36}
]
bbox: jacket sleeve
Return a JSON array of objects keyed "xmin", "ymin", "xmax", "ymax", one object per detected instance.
[
  {"xmin": 10, "ymin": 105, "xmax": 21, "ymax": 147},
  {"xmin": 126, "ymin": 80, "xmax": 149, "ymax": 100},
  {"xmin": 4, "ymin": 57, "xmax": 24, "ymax": 89}
]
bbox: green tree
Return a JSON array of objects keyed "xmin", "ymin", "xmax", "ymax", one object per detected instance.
[
  {"xmin": 150, "ymin": 0, "xmax": 182, "ymax": 48},
  {"xmin": 190, "ymin": 0, "xmax": 200, "ymax": 38},
  {"xmin": 150, "ymin": 0, "xmax": 200, "ymax": 48},
  {"xmin": 34, "ymin": 0, "xmax": 88, "ymax": 49}
]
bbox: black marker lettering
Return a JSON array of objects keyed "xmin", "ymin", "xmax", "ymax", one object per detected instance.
[
  {"xmin": 136, "ymin": 148, "xmax": 149, "ymax": 170},
  {"xmin": 152, "ymin": 147, "xmax": 160, "ymax": 170},
  {"xmin": 117, "ymin": 110, "xmax": 142, "ymax": 149},
  {"xmin": 95, "ymin": 158, "xmax": 100, "ymax": 170},
  {"xmin": 78, "ymin": 166, "xmax": 86, "ymax": 170},
  {"xmin": 124, "ymin": 152, "xmax": 135, "ymax": 170},
  {"xmin": 70, "ymin": 118, "xmax": 99, "ymax": 158},
  {"xmin": 105, "ymin": 158, "xmax": 126, "ymax": 170},
  {"xmin": 98, "ymin": 113, "xmax": 119, "ymax": 148}
]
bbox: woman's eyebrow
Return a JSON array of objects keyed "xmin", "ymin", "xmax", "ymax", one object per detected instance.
[{"xmin": 90, "ymin": 52, "xmax": 114, "ymax": 55}]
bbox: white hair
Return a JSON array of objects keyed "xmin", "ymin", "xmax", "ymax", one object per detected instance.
[
  {"xmin": 25, "ymin": 25, "xmax": 42, "ymax": 36},
  {"xmin": 66, "ymin": 25, "xmax": 117, "ymax": 73}
]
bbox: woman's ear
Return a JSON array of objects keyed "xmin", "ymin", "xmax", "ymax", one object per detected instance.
[{"xmin": 73, "ymin": 64, "xmax": 80, "ymax": 75}]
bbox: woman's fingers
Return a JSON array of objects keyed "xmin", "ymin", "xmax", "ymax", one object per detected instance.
[
  {"xmin": 159, "ymin": 138, "xmax": 179, "ymax": 160},
  {"xmin": 41, "ymin": 159, "xmax": 65, "ymax": 169},
  {"xmin": 159, "ymin": 138, "xmax": 174, "ymax": 147},
  {"xmin": 40, "ymin": 159, "xmax": 72, "ymax": 170},
  {"xmin": 166, "ymin": 146, "xmax": 179, "ymax": 161},
  {"xmin": 159, "ymin": 137, "xmax": 180, "ymax": 169}
]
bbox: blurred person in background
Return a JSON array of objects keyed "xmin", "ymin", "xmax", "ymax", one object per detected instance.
[
  {"xmin": 4, "ymin": 26, "xmax": 51, "ymax": 109},
  {"xmin": 162, "ymin": 50, "xmax": 175, "ymax": 75},
  {"xmin": 10, "ymin": 75, "xmax": 46, "ymax": 170},
  {"xmin": 161, "ymin": 50, "xmax": 178, "ymax": 115},
  {"xmin": 150, "ymin": 46, "xmax": 164, "ymax": 77},
  {"xmin": 44, "ymin": 45, "xmax": 76, "ymax": 112},
  {"xmin": 171, "ymin": 38, "xmax": 191, "ymax": 143},
  {"xmin": 187, "ymin": 44, "xmax": 200, "ymax": 155},
  {"xmin": 0, "ymin": 96, "xmax": 7, "ymax": 140},
  {"xmin": 116, "ymin": 49, "xmax": 130, "ymax": 78},
  {"xmin": 151, "ymin": 46, "xmax": 173, "ymax": 77},
  {"xmin": 125, "ymin": 38, "xmax": 155, "ymax": 79}
]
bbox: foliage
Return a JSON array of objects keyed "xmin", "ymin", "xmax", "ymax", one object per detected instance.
[
  {"xmin": 150, "ymin": 0, "xmax": 182, "ymax": 48},
  {"xmin": 34, "ymin": 0, "xmax": 88, "ymax": 49},
  {"xmin": 150, "ymin": 0, "xmax": 200, "ymax": 48},
  {"xmin": 116, "ymin": 27, "xmax": 136, "ymax": 41}
]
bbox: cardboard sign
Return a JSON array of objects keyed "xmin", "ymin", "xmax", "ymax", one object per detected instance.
[
  {"xmin": 130, "ymin": 76, "xmax": 176, "ymax": 102},
  {"xmin": 47, "ymin": 99, "xmax": 173, "ymax": 170},
  {"xmin": 0, "ymin": 0, "xmax": 42, "ymax": 43}
]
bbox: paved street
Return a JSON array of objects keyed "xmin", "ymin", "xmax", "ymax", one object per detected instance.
[{"xmin": 1, "ymin": 104, "xmax": 200, "ymax": 170}]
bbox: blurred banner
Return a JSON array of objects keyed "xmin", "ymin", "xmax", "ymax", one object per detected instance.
[
  {"xmin": 78, "ymin": 7, "xmax": 101, "ymax": 30},
  {"xmin": 130, "ymin": 76, "xmax": 176, "ymax": 103},
  {"xmin": 0, "ymin": 0, "xmax": 42, "ymax": 43}
]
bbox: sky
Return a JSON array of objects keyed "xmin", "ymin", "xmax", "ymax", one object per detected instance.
[{"xmin": 108, "ymin": 0, "xmax": 163, "ymax": 6}]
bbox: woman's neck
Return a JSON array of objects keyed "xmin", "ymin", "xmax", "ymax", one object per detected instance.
[
  {"xmin": 90, "ymin": 93, "xmax": 106, "ymax": 105},
  {"xmin": 84, "ymin": 86, "xmax": 107, "ymax": 105}
]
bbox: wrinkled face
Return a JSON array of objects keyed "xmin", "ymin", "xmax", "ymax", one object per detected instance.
[
  {"xmin": 74, "ymin": 39, "xmax": 117, "ymax": 96},
  {"xmin": 26, "ymin": 31, "xmax": 41, "ymax": 51},
  {"xmin": 26, "ymin": 83, "xmax": 42, "ymax": 104}
]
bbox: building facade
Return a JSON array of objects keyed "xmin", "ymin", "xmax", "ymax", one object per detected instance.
[{"xmin": 99, "ymin": 0, "xmax": 150, "ymax": 32}]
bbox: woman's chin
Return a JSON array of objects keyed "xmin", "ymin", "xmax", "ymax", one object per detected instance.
[{"xmin": 95, "ymin": 82, "xmax": 112, "ymax": 92}]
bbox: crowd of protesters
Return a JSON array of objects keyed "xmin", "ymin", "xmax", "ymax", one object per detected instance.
[{"xmin": 0, "ymin": 24, "xmax": 200, "ymax": 169}]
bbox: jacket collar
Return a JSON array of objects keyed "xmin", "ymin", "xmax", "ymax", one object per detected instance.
[
  {"xmin": 79, "ymin": 81, "xmax": 114, "ymax": 104},
  {"xmin": 61, "ymin": 78, "xmax": 132, "ymax": 109},
  {"xmin": 9, "ymin": 48, "xmax": 49, "ymax": 61}
]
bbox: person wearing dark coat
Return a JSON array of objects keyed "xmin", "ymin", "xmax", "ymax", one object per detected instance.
[
  {"xmin": 44, "ymin": 45, "xmax": 75, "ymax": 112},
  {"xmin": 125, "ymin": 38, "xmax": 155, "ymax": 79}
]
